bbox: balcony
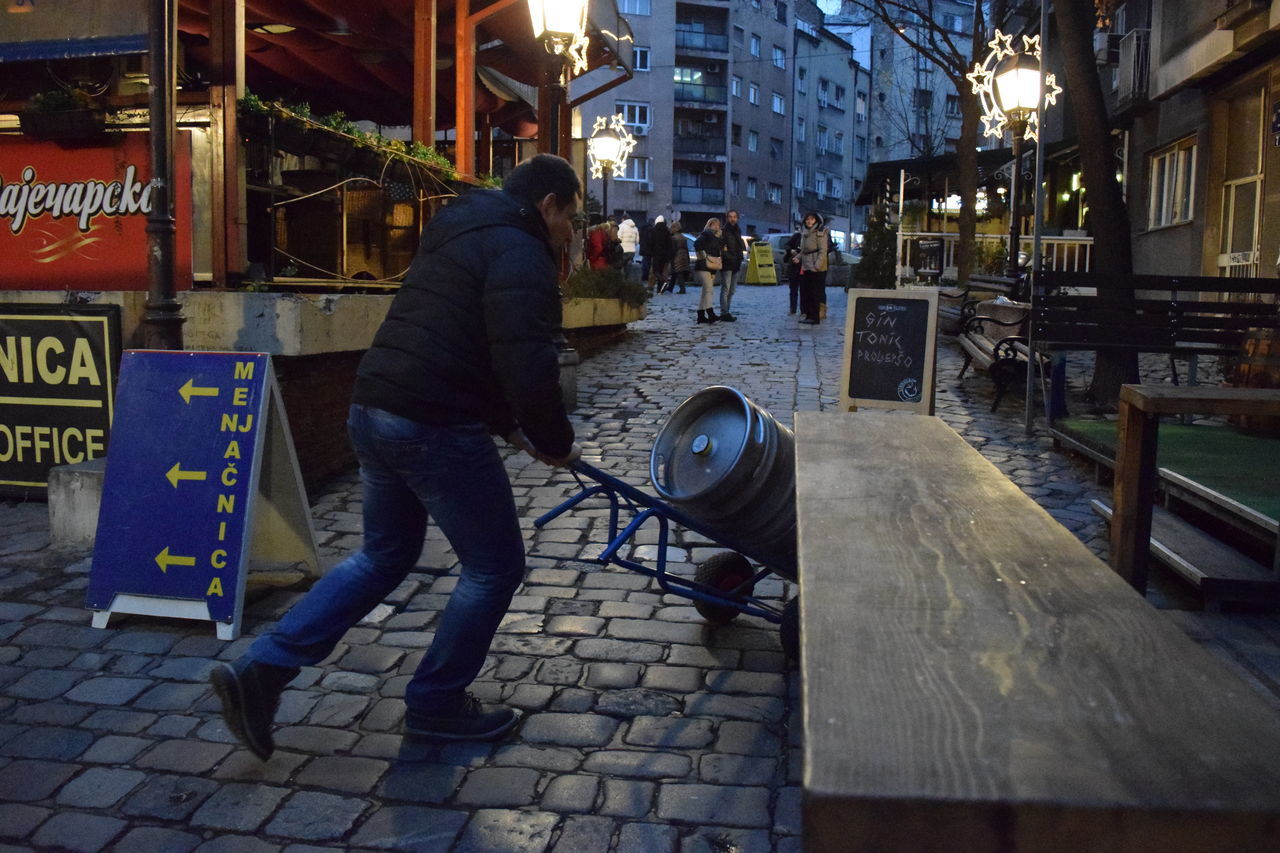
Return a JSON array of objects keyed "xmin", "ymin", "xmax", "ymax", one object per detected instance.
[
  {"xmin": 674, "ymin": 83, "xmax": 728, "ymax": 104},
  {"xmin": 673, "ymin": 185, "xmax": 726, "ymax": 206},
  {"xmin": 673, "ymin": 135, "xmax": 727, "ymax": 156},
  {"xmin": 1117, "ymin": 29, "xmax": 1150, "ymax": 110},
  {"xmin": 675, "ymin": 30, "xmax": 730, "ymax": 52}
]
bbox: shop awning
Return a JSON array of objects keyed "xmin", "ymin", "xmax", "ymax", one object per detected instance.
[{"xmin": 855, "ymin": 148, "xmax": 1014, "ymax": 207}]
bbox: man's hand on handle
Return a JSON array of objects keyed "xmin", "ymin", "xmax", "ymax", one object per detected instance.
[{"xmin": 506, "ymin": 430, "xmax": 582, "ymax": 468}]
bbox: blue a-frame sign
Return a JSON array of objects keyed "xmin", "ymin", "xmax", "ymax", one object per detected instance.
[{"xmin": 87, "ymin": 351, "xmax": 321, "ymax": 639}]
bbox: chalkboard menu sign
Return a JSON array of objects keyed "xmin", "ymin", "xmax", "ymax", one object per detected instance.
[{"xmin": 840, "ymin": 288, "xmax": 938, "ymax": 414}]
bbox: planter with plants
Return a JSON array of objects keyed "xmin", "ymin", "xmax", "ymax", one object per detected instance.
[
  {"xmin": 273, "ymin": 102, "xmax": 315, "ymax": 156},
  {"xmin": 236, "ymin": 92, "xmax": 273, "ymax": 138},
  {"xmin": 560, "ymin": 267, "xmax": 648, "ymax": 328},
  {"xmin": 312, "ymin": 111, "xmax": 357, "ymax": 165},
  {"xmin": 20, "ymin": 88, "xmax": 106, "ymax": 140}
]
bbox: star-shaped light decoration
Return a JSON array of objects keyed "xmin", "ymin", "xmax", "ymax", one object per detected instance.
[
  {"xmin": 969, "ymin": 29, "xmax": 1057, "ymax": 143},
  {"xmin": 587, "ymin": 114, "xmax": 637, "ymax": 179},
  {"xmin": 565, "ymin": 31, "xmax": 591, "ymax": 75},
  {"xmin": 987, "ymin": 30, "xmax": 1015, "ymax": 61}
]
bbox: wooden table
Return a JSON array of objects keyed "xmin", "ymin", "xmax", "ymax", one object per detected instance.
[
  {"xmin": 797, "ymin": 411, "xmax": 1280, "ymax": 852},
  {"xmin": 1111, "ymin": 385, "xmax": 1280, "ymax": 593}
]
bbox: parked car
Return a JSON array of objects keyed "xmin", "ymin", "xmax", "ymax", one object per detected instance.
[{"xmin": 763, "ymin": 232, "xmax": 860, "ymax": 288}]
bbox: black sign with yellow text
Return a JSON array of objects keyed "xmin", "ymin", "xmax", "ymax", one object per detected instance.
[{"xmin": 0, "ymin": 304, "xmax": 121, "ymax": 496}]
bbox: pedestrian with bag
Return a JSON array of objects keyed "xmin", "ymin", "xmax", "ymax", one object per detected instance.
[
  {"xmin": 694, "ymin": 218, "xmax": 724, "ymax": 324},
  {"xmin": 665, "ymin": 219, "xmax": 690, "ymax": 294},
  {"xmin": 718, "ymin": 210, "xmax": 744, "ymax": 322},
  {"xmin": 210, "ymin": 154, "xmax": 583, "ymax": 758},
  {"xmin": 797, "ymin": 211, "xmax": 830, "ymax": 325},
  {"xmin": 649, "ymin": 215, "xmax": 671, "ymax": 294}
]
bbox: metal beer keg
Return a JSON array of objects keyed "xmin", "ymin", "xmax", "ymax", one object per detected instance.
[{"xmin": 649, "ymin": 386, "xmax": 797, "ymax": 580}]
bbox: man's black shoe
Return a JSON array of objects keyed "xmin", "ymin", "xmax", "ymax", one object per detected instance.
[
  {"xmin": 799, "ymin": 317, "xmax": 819, "ymax": 325},
  {"xmin": 720, "ymin": 313, "xmax": 737, "ymax": 322},
  {"xmin": 404, "ymin": 694, "xmax": 521, "ymax": 743},
  {"xmin": 209, "ymin": 659, "xmax": 296, "ymax": 762}
]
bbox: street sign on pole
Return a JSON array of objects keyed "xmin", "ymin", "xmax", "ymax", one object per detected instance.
[{"xmin": 87, "ymin": 350, "xmax": 321, "ymax": 639}]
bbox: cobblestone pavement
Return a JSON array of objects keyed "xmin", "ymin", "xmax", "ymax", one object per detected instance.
[{"xmin": 2, "ymin": 284, "xmax": 1279, "ymax": 851}]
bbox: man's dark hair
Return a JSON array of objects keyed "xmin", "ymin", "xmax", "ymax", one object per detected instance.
[{"xmin": 503, "ymin": 154, "xmax": 581, "ymax": 209}]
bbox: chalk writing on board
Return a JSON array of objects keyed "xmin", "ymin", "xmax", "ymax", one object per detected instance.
[{"xmin": 847, "ymin": 296, "xmax": 929, "ymax": 406}]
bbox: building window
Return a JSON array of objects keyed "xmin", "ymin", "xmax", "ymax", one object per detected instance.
[
  {"xmin": 817, "ymin": 78, "xmax": 830, "ymax": 107},
  {"xmin": 616, "ymin": 101, "xmax": 650, "ymax": 132},
  {"xmin": 622, "ymin": 158, "xmax": 650, "ymax": 182},
  {"xmin": 748, "ymin": 83, "xmax": 760, "ymax": 105},
  {"xmin": 748, "ymin": 130, "xmax": 759, "ymax": 152},
  {"xmin": 855, "ymin": 135, "xmax": 866, "ymax": 158},
  {"xmin": 747, "ymin": 177, "xmax": 758, "ymax": 199},
  {"xmin": 619, "ymin": 0, "xmax": 650, "ymax": 14},
  {"xmin": 733, "ymin": 25, "xmax": 745, "ymax": 44},
  {"xmin": 796, "ymin": 116, "xmax": 806, "ymax": 142},
  {"xmin": 732, "ymin": 76, "xmax": 742, "ymax": 98},
  {"xmin": 773, "ymin": 46, "xmax": 786, "ymax": 69},
  {"xmin": 1149, "ymin": 136, "xmax": 1197, "ymax": 228},
  {"xmin": 816, "ymin": 124, "xmax": 829, "ymax": 152},
  {"xmin": 674, "ymin": 67, "xmax": 705, "ymax": 84},
  {"xmin": 797, "ymin": 67, "xmax": 807, "ymax": 94},
  {"xmin": 771, "ymin": 92, "xmax": 785, "ymax": 114},
  {"xmin": 750, "ymin": 34, "xmax": 761, "ymax": 57},
  {"xmin": 834, "ymin": 86, "xmax": 845, "ymax": 108},
  {"xmin": 770, "ymin": 137, "xmax": 784, "ymax": 159},
  {"xmin": 945, "ymin": 93, "xmax": 960, "ymax": 117},
  {"xmin": 815, "ymin": 173, "xmax": 827, "ymax": 198},
  {"xmin": 855, "ymin": 92, "xmax": 867, "ymax": 121},
  {"xmin": 794, "ymin": 166, "xmax": 805, "ymax": 190},
  {"xmin": 731, "ymin": 123, "xmax": 742, "ymax": 146},
  {"xmin": 633, "ymin": 47, "xmax": 650, "ymax": 71},
  {"xmin": 774, "ymin": 1, "xmax": 787, "ymax": 23},
  {"xmin": 834, "ymin": 132, "xmax": 844, "ymax": 155},
  {"xmin": 874, "ymin": 135, "xmax": 883, "ymax": 148},
  {"xmin": 832, "ymin": 177, "xmax": 843, "ymax": 200},
  {"xmin": 767, "ymin": 183, "xmax": 782, "ymax": 204},
  {"xmin": 731, "ymin": 172, "xmax": 740, "ymax": 195},
  {"xmin": 913, "ymin": 88, "xmax": 933, "ymax": 111}
]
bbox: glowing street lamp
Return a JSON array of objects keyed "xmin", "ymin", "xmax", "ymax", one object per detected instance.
[
  {"xmin": 588, "ymin": 113, "xmax": 636, "ymax": 220},
  {"xmin": 529, "ymin": 0, "xmax": 591, "ymax": 76},
  {"xmin": 968, "ymin": 31, "xmax": 1061, "ymax": 276}
]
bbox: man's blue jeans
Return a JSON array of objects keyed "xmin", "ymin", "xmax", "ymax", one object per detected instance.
[
  {"xmin": 248, "ymin": 404, "xmax": 525, "ymax": 714},
  {"xmin": 718, "ymin": 267, "xmax": 739, "ymax": 314}
]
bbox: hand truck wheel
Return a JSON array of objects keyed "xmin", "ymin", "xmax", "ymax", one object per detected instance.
[{"xmin": 693, "ymin": 551, "xmax": 755, "ymax": 625}]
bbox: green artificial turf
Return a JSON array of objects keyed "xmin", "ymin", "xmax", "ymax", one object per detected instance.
[{"xmin": 1055, "ymin": 418, "xmax": 1280, "ymax": 522}]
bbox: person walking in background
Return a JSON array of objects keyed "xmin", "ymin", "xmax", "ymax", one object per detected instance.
[
  {"xmin": 718, "ymin": 210, "xmax": 745, "ymax": 322},
  {"xmin": 638, "ymin": 217, "xmax": 654, "ymax": 286},
  {"xmin": 210, "ymin": 154, "xmax": 583, "ymax": 759},
  {"xmin": 618, "ymin": 217, "xmax": 640, "ymax": 281},
  {"xmin": 784, "ymin": 228, "xmax": 802, "ymax": 315},
  {"xmin": 648, "ymin": 215, "xmax": 671, "ymax": 294},
  {"xmin": 797, "ymin": 211, "xmax": 830, "ymax": 325},
  {"xmin": 665, "ymin": 219, "xmax": 690, "ymax": 294},
  {"xmin": 694, "ymin": 218, "xmax": 724, "ymax": 324}
]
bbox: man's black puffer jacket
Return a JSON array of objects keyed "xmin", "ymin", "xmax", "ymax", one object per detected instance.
[{"xmin": 352, "ymin": 189, "xmax": 574, "ymax": 458}]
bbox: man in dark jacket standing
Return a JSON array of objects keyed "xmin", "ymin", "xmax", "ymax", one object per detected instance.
[
  {"xmin": 211, "ymin": 155, "xmax": 582, "ymax": 758},
  {"xmin": 718, "ymin": 210, "xmax": 745, "ymax": 321}
]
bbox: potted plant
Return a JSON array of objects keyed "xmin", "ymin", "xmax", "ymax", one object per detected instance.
[
  {"xmin": 273, "ymin": 102, "xmax": 314, "ymax": 156},
  {"xmin": 348, "ymin": 130, "xmax": 387, "ymax": 178},
  {"xmin": 312, "ymin": 110, "xmax": 357, "ymax": 165},
  {"xmin": 236, "ymin": 91, "xmax": 272, "ymax": 139},
  {"xmin": 20, "ymin": 88, "xmax": 106, "ymax": 140}
]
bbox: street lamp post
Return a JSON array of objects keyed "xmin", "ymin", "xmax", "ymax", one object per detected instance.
[{"xmin": 587, "ymin": 114, "xmax": 636, "ymax": 223}]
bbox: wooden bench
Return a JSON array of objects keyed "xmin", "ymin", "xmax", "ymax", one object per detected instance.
[
  {"xmin": 937, "ymin": 272, "xmax": 1020, "ymax": 334},
  {"xmin": 1032, "ymin": 271, "xmax": 1280, "ymax": 411},
  {"xmin": 957, "ymin": 298, "xmax": 1035, "ymax": 410},
  {"xmin": 797, "ymin": 411, "xmax": 1280, "ymax": 852}
]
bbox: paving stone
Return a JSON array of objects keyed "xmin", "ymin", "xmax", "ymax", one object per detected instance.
[
  {"xmin": 454, "ymin": 808, "xmax": 559, "ymax": 853},
  {"xmin": 540, "ymin": 773, "xmax": 600, "ymax": 811},
  {"xmin": 11, "ymin": 622, "xmax": 106, "ymax": 650},
  {"xmin": 699, "ymin": 754, "xmax": 777, "ymax": 785},
  {"xmin": 714, "ymin": 721, "xmax": 780, "ymax": 756},
  {"xmin": 306, "ymin": 692, "xmax": 371, "ymax": 727},
  {"xmin": 264, "ymin": 790, "xmax": 368, "ymax": 841},
  {"xmin": 349, "ymin": 805, "xmax": 469, "ymax": 849},
  {"xmin": 377, "ymin": 762, "xmax": 466, "ymax": 803},
  {"xmin": 275, "ymin": 690, "xmax": 321, "ymax": 725},
  {"xmin": 7, "ymin": 668, "xmax": 84, "ymax": 700},
  {"xmin": 667, "ymin": 644, "xmax": 741, "ymax": 668},
  {"xmin": 134, "ymin": 739, "xmax": 233, "ymax": 773},
  {"xmin": 190, "ymin": 782, "xmax": 291, "ymax": 832},
  {"xmin": 491, "ymin": 744, "xmax": 583, "ymax": 772},
  {"xmin": 585, "ymin": 662, "xmax": 641, "ymax": 689},
  {"xmin": 488, "ymin": 635, "xmax": 573, "ymax": 656},
  {"xmin": 453, "ymin": 766, "xmax": 541, "ymax": 807},
  {"xmin": 272, "ymin": 726, "xmax": 360, "ymax": 755},
  {"xmin": 131, "ymin": 682, "xmax": 208, "ymax": 711},
  {"xmin": 111, "ymin": 826, "xmax": 202, "ymax": 853},
  {"xmin": 104, "ymin": 631, "xmax": 181, "ymax": 654},
  {"xmin": 682, "ymin": 694, "xmax": 786, "ymax": 722},
  {"xmin": 150, "ymin": 714, "xmax": 201, "ymax": 738},
  {"xmin": 56, "ymin": 767, "xmax": 146, "ymax": 808},
  {"xmin": 599, "ymin": 778, "xmax": 654, "ymax": 818},
  {"xmin": 545, "ymin": 615, "xmax": 605, "ymax": 637},
  {"xmin": 618, "ymin": 821, "xmax": 679, "ymax": 853},
  {"xmin": 548, "ymin": 687, "xmax": 596, "ymax": 713},
  {"xmin": 773, "ymin": 785, "xmax": 802, "ymax": 836},
  {"xmin": 0, "ymin": 759, "xmax": 77, "ymax": 802},
  {"xmin": 8, "ymin": 700, "xmax": 92, "ymax": 727},
  {"xmin": 295, "ymin": 756, "xmax": 389, "ymax": 793},
  {"xmin": 520, "ymin": 713, "xmax": 619, "ymax": 747},
  {"xmin": 544, "ymin": 599, "xmax": 597, "ymax": 617},
  {"xmin": 191, "ymin": 834, "xmax": 279, "ymax": 853},
  {"xmin": 81, "ymin": 734, "xmax": 152, "ymax": 764},
  {"xmin": 641, "ymin": 665, "xmax": 704, "ymax": 693},
  {"xmin": 596, "ymin": 688, "xmax": 682, "ymax": 718},
  {"xmin": 30, "ymin": 811, "xmax": 127, "ymax": 852},
  {"xmin": 0, "ymin": 725, "xmax": 93, "ymax": 760},
  {"xmin": 582, "ymin": 750, "xmax": 691, "ymax": 779},
  {"xmin": 0, "ymin": 803, "xmax": 50, "ymax": 839},
  {"xmin": 681, "ymin": 827, "xmax": 775, "ymax": 853},
  {"xmin": 360, "ymin": 698, "xmax": 405, "ymax": 732},
  {"xmin": 338, "ymin": 645, "xmax": 405, "ymax": 674},
  {"xmin": 624, "ymin": 716, "xmax": 715, "ymax": 749},
  {"xmin": 17, "ymin": 646, "xmax": 78, "ymax": 667},
  {"xmin": 704, "ymin": 670, "xmax": 787, "ymax": 696},
  {"xmin": 572, "ymin": 638, "xmax": 664, "ymax": 662},
  {"xmin": 320, "ymin": 671, "xmax": 381, "ymax": 693},
  {"xmin": 656, "ymin": 784, "xmax": 772, "ymax": 828},
  {"xmin": 535, "ymin": 659, "xmax": 582, "ymax": 686},
  {"xmin": 214, "ymin": 749, "xmax": 309, "ymax": 784},
  {"xmin": 550, "ymin": 815, "xmax": 615, "ymax": 853},
  {"xmin": 61, "ymin": 675, "xmax": 151, "ymax": 705},
  {"xmin": 121, "ymin": 774, "xmax": 219, "ymax": 820}
]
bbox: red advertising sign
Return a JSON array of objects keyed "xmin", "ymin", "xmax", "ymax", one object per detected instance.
[{"xmin": 0, "ymin": 132, "xmax": 193, "ymax": 291}]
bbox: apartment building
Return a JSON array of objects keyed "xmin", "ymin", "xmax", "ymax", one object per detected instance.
[{"xmin": 576, "ymin": 0, "xmax": 804, "ymax": 236}]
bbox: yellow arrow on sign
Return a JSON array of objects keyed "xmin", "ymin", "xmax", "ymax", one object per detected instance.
[
  {"xmin": 165, "ymin": 463, "xmax": 207, "ymax": 488},
  {"xmin": 155, "ymin": 547, "xmax": 196, "ymax": 574},
  {"xmin": 178, "ymin": 379, "xmax": 219, "ymax": 404}
]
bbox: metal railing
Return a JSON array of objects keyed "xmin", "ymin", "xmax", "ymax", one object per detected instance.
[
  {"xmin": 898, "ymin": 231, "xmax": 1094, "ymax": 277},
  {"xmin": 673, "ymin": 135, "xmax": 727, "ymax": 156},
  {"xmin": 674, "ymin": 83, "xmax": 728, "ymax": 104},
  {"xmin": 673, "ymin": 186, "xmax": 726, "ymax": 206}
]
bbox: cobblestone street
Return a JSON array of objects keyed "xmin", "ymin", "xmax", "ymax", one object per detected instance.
[{"xmin": 2, "ymin": 284, "xmax": 1279, "ymax": 851}]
